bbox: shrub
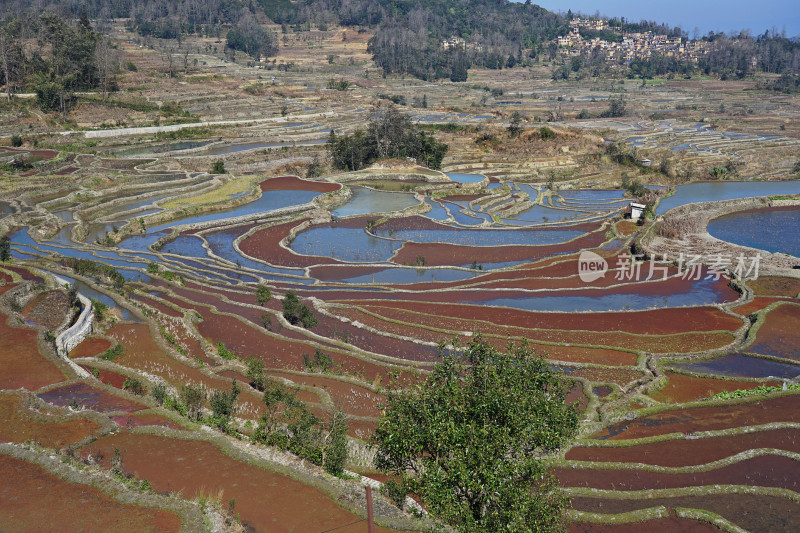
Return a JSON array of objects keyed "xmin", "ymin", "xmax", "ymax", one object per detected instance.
[
  {"xmin": 66, "ymin": 258, "xmax": 124, "ymax": 288},
  {"xmin": 539, "ymin": 126, "xmax": 556, "ymax": 140},
  {"xmin": 383, "ymin": 479, "xmax": 407, "ymax": 510},
  {"xmin": 10, "ymin": 135, "xmax": 23, "ymax": 147},
  {"xmin": 123, "ymin": 377, "xmax": 145, "ymax": 395},
  {"xmin": 216, "ymin": 341, "xmax": 236, "ymax": 360},
  {"xmin": 327, "ymin": 78, "xmax": 351, "ymax": 91},
  {"xmin": 99, "ymin": 344, "xmax": 124, "ymax": 361},
  {"xmin": 90, "ymin": 298, "xmax": 108, "ymax": 321},
  {"xmin": 209, "ymin": 379, "xmax": 240, "ymax": 430},
  {"xmin": 151, "ymin": 383, "xmax": 167, "ymax": 405},
  {"xmin": 0, "ymin": 235, "xmax": 10, "ymax": 262},
  {"xmin": 180, "ymin": 384, "xmax": 205, "ymax": 421},
  {"xmin": 255, "ymin": 284, "xmax": 271, "ymax": 306},
  {"xmin": 303, "ymin": 348, "xmax": 334, "ymax": 373},
  {"xmin": 211, "ymin": 160, "xmax": 226, "ymax": 174},
  {"xmin": 710, "ymin": 166, "xmax": 728, "ymax": 179}
]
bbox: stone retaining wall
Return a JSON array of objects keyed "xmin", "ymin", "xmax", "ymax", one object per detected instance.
[{"xmin": 51, "ymin": 275, "xmax": 93, "ymax": 379}]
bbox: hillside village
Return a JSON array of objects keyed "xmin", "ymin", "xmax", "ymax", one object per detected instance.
[{"xmin": 557, "ymin": 18, "xmax": 711, "ymax": 63}]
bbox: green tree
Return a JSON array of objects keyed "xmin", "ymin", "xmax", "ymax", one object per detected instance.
[
  {"xmin": 282, "ymin": 290, "xmax": 317, "ymax": 329},
  {"xmin": 66, "ymin": 283, "xmax": 79, "ymax": 308},
  {"xmin": 323, "ymin": 408, "xmax": 349, "ymax": 475},
  {"xmin": 328, "ymin": 107, "xmax": 448, "ymax": 171},
  {"xmin": 508, "ymin": 111, "xmax": 523, "ymax": 137},
  {"xmin": 373, "ymin": 335, "xmax": 579, "ymax": 532},
  {"xmin": 209, "ymin": 379, "xmax": 240, "ymax": 430},
  {"xmin": 245, "ymin": 356, "xmax": 266, "ymax": 391},
  {"xmin": 255, "ymin": 283, "xmax": 271, "ymax": 306},
  {"xmin": 601, "ymin": 95, "xmax": 627, "ymax": 118},
  {"xmin": 0, "ymin": 235, "xmax": 10, "ymax": 262},
  {"xmin": 211, "ymin": 160, "xmax": 226, "ymax": 174}
]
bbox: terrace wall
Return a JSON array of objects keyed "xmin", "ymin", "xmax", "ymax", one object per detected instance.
[{"xmin": 52, "ymin": 275, "xmax": 93, "ymax": 379}]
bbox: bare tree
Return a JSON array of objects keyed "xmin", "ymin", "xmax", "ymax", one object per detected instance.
[
  {"xmin": 0, "ymin": 20, "xmax": 22, "ymax": 101},
  {"xmin": 163, "ymin": 42, "xmax": 178, "ymax": 78},
  {"xmin": 94, "ymin": 35, "xmax": 117, "ymax": 100},
  {"xmin": 182, "ymin": 47, "xmax": 190, "ymax": 74}
]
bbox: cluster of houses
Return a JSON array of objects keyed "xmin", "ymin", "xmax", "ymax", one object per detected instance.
[{"xmin": 557, "ymin": 18, "xmax": 710, "ymax": 64}]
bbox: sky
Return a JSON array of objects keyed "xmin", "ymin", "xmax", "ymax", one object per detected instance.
[{"xmin": 523, "ymin": 0, "xmax": 800, "ymax": 38}]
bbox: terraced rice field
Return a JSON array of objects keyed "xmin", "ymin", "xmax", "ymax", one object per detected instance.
[{"xmin": 2, "ymin": 69, "xmax": 800, "ymax": 530}]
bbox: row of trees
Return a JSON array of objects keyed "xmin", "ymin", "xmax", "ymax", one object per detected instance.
[
  {"xmin": 0, "ymin": 13, "xmax": 117, "ymax": 112},
  {"xmin": 328, "ymin": 107, "xmax": 448, "ymax": 171}
]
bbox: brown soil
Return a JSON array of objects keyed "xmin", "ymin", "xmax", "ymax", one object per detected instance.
[
  {"xmin": 731, "ymin": 297, "xmax": 792, "ymax": 316},
  {"xmin": 169, "ymin": 281, "xmax": 439, "ymax": 363},
  {"xmin": 0, "ymin": 146, "xmax": 58, "ymax": 160},
  {"xmin": 569, "ymin": 368, "xmax": 644, "ymax": 388},
  {"xmin": 22, "ymin": 290, "xmax": 71, "ymax": 331},
  {"xmin": 79, "ymin": 432, "xmax": 396, "ymax": 533},
  {"xmin": 554, "ymin": 454, "xmax": 800, "ymax": 491},
  {"xmin": 614, "ymin": 220, "xmax": 639, "ymax": 237},
  {"xmin": 0, "ymin": 309, "xmax": 67, "ymax": 391},
  {"xmin": 590, "ymin": 394, "xmax": 800, "ymax": 441},
  {"xmin": 649, "ymin": 372, "xmax": 781, "ymax": 404},
  {"xmin": 566, "ymin": 428, "xmax": 800, "ymax": 467},
  {"xmin": 0, "ymin": 454, "xmax": 182, "ymax": 532},
  {"xmin": 392, "ymin": 229, "xmax": 607, "ymax": 267},
  {"xmin": 567, "ymin": 382, "xmax": 590, "ymax": 412},
  {"xmin": 1, "ymin": 267, "xmax": 44, "ymax": 283},
  {"xmin": 748, "ymin": 276, "xmax": 800, "ymax": 298},
  {"xmin": 570, "ymin": 493, "xmax": 800, "ymax": 532},
  {"xmin": 110, "ymin": 413, "xmax": 187, "ymax": 431},
  {"xmin": 344, "ymin": 301, "xmax": 741, "ymax": 335},
  {"xmin": 750, "ymin": 303, "xmax": 800, "ymax": 360},
  {"xmin": 69, "ymin": 337, "xmax": 112, "ymax": 358},
  {"xmin": 239, "ymin": 218, "xmax": 344, "ymax": 268},
  {"xmin": 0, "ymin": 394, "xmax": 99, "ymax": 448},
  {"xmin": 333, "ymin": 303, "xmax": 737, "ymax": 353},
  {"xmin": 37, "ymin": 382, "xmax": 147, "ymax": 414},
  {"xmin": 130, "ymin": 292, "xmax": 184, "ymax": 317},
  {"xmin": 570, "ymin": 517, "xmax": 722, "ymax": 532},
  {"xmin": 260, "ymin": 175, "xmax": 340, "ymax": 193},
  {"xmin": 269, "ymin": 371, "xmax": 384, "ymax": 418},
  {"xmin": 79, "ymin": 365, "xmax": 128, "ymax": 390}
]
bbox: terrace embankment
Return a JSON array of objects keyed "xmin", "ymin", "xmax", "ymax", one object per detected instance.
[
  {"xmin": 79, "ymin": 432, "xmax": 397, "ymax": 533},
  {"xmin": 590, "ymin": 394, "xmax": 800, "ymax": 440},
  {"xmin": 0, "ymin": 393, "xmax": 101, "ymax": 448},
  {"xmin": 566, "ymin": 427, "xmax": 800, "ymax": 467},
  {"xmin": 0, "ymin": 300, "xmax": 68, "ymax": 391},
  {"xmin": 570, "ymin": 493, "xmax": 800, "ymax": 532},
  {"xmin": 645, "ymin": 196, "xmax": 800, "ymax": 275},
  {"xmin": 0, "ymin": 453, "xmax": 183, "ymax": 532}
]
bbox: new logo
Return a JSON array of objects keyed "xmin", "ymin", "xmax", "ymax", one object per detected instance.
[{"xmin": 578, "ymin": 251, "xmax": 608, "ymax": 283}]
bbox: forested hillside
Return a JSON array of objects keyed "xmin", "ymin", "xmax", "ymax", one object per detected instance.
[{"xmin": 0, "ymin": 0, "xmax": 798, "ymax": 84}]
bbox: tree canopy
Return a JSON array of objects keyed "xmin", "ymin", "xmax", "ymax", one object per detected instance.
[
  {"xmin": 373, "ymin": 335, "xmax": 579, "ymax": 532},
  {"xmin": 328, "ymin": 106, "xmax": 448, "ymax": 171}
]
